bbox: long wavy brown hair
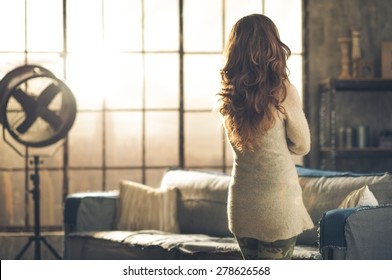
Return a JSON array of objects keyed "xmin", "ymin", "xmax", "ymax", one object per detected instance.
[{"xmin": 218, "ymin": 14, "xmax": 291, "ymax": 152}]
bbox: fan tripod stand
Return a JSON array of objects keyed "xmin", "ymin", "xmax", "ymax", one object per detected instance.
[
  {"xmin": 15, "ymin": 155, "xmax": 62, "ymax": 260},
  {"xmin": 0, "ymin": 65, "xmax": 76, "ymax": 259}
]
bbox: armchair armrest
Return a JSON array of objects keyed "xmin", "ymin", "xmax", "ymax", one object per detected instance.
[
  {"xmin": 64, "ymin": 191, "xmax": 119, "ymax": 234},
  {"xmin": 319, "ymin": 205, "xmax": 392, "ymax": 259}
]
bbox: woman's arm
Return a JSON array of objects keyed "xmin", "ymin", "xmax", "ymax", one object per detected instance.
[{"xmin": 283, "ymin": 84, "xmax": 311, "ymax": 155}]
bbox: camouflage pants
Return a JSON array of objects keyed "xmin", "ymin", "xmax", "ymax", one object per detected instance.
[{"xmin": 235, "ymin": 236, "xmax": 297, "ymax": 260}]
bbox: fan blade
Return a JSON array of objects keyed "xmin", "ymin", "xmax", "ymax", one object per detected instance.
[
  {"xmin": 12, "ymin": 88, "xmax": 36, "ymax": 113},
  {"xmin": 16, "ymin": 116, "xmax": 36, "ymax": 134},
  {"xmin": 39, "ymin": 107, "xmax": 63, "ymax": 130},
  {"xmin": 37, "ymin": 83, "xmax": 60, "ymax": 106},
  {"xmin": 14, "ymin": 83, "xmax": 61, "ymax": 134},
  {"xmin": 12, "ymin": 89, "xmax": 38, "ymax": 134},
  {"xmin": 36, "ymin": 84, "xmax": 63, "ymax": 130}
]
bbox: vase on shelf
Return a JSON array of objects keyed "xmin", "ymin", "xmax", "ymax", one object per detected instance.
[
  {"xmin": 337, "ymin": 37, "xmax": 352, "ymax": 79},
  {"xmin": 351, "ymin": 29, "xmax": 361, "ymax": 78}
]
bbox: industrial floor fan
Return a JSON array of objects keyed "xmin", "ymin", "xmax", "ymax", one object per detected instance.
[{"xmin": 0, "ymin": 65, "xmax": 77, "ymax": 259}]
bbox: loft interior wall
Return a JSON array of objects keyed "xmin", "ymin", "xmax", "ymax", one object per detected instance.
[{"xmin": 304, "ymin": 0, "xmax": 392, "ymax": 168}]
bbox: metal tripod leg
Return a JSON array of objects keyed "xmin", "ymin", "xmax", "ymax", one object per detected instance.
[
  {"xmin": 15, "ymin": 237, "xmax": 35, "ymax": 259},
  {"xmin": 41, "ymin": 237, "xmax": 62, "ymax": 259},
  {"xmin": 15, "ymin": 236, "xmax": 62, "ymax": 260},
  {"xmin": 15, "ymin": 156, "xmax": 62, "ymax": 260}
]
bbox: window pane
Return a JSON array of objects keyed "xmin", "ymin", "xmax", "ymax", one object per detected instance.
[
  {"xmin": 0, "ymin": 0, "xmax": 25, "ymax": 51},
  {"xmin": 225, "ymin": 0, "xmax": 263, "ymax": 38},
  {"xmin": 104, "ymin": 0, "xmax": 143, "ymax": 51},
  {"xmin": 26, "ymin": 53, "xmax": 64, "ymax": 78},
  {"xmin": 287, "ymin": 54, "xmax": 303, "ymax": 97},
  {"xmin": 144, "ymin": 0, "xmax": 179, "ymax": 51},
  {"xmin": 184, "ymin": 0, "xmax": 222, "ymax": 52},
  {"xmin": 184, "ymin": 54, "xmax": 222, "ymax": 110},
  {"xmin": 0, "ymin": 134, "xmax": 26, "ymax": 168},
  {"xmin": 105, "ymin": 169, "xmax": 143, "ymax": 190},
  {"xmin": 69, "ymin": 112, "xmax": 102, "ymax": 167},
  {"xmin": 106, "ymin": 112, "xmax": 143, "ymax": 167},
  {"xmin": 103, "ymin": 54, "xmax": 144, "ymax": 110},
  {"xmin": 67, "ymin": 0, "xmax": 103, "ymax": 51},
  {"xmin": 185, "ymin": 112, "xmax": 222, "ymax": 167},
  {"xmin": 145, "ymin": 112, "xmax": 178, "ymax": 166},
  {"xmin": 145, "ymin": 54, "xmax": 179, "ymax": 109},
  {"xmin": 146, "ymin": 169, "xmax": 167, "ymax": 187},
  {"xmin": 265, "ymin": 0, "xmax": 302, "ymax": 53},
  {"xmin": 0, "ymin": 55, "xmax": 25, "ymax": 80},
  {"xmin": 69, "ymin": 170, "xmax": 103, "ymax": 194},
  {"xmin": 0, "ymin": 171, "xmax": 25, "ymax": 226},
  {"xmin": 67, "ymin": 53, "xmax": 144, "ymax": 110},
  {"xmin": 66, "ymin": 53, "xmax": 107, "ymax": 110},
  {"xmin": 26, "ymin": 0, "xmax": 63, "ymax": 51}
]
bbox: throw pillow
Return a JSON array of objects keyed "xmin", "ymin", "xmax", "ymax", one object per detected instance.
[
  {"xmin": 116, "ymin": 180, "xmax": 180, "ymax": 233},
  {"xmin": 338, "ymin": 185, "xmax": 379, "ymax": 209}
]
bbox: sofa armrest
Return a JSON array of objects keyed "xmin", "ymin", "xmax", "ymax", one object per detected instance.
[
  {"xmin": 319, "ymin": 205, "xmax": 392, "ymax": 259},
  {"xmin": 64, "ymin": 191, "xmax": 119, "ymax": 234}
]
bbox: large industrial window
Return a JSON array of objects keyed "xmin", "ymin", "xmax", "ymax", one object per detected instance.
[{"xmin": 0, "ymin": 0, "xmax": 303, "ymax": 230}]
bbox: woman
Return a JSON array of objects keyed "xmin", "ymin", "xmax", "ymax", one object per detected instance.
[{"xmin": 217, "ymin": 14, "xmax": 313, "ymax": 260}]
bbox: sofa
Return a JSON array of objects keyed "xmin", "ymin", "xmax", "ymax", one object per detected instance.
[{"xmin": 63, "ymin": 166, "xmax": 392, "ymax": 260}]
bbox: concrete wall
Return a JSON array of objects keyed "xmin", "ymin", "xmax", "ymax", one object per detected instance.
[{"xmin": 304, "ymin": 0, "xmax": 392, "ymax": 168}]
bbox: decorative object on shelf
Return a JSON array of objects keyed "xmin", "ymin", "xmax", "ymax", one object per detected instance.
[
  {"xmin": 381, "ymin": 42, "xmax": 392, "ymax": 78},
  {"xmin": 351, "ymin": 28, "xmax": 361, "ymax": 78},
  {"xmin": 345, "ymin": 127, "xmax": 355, "ymax": 148},
  {"xmin": 356, "ymin": 59, "xmax": 374, "ymax": 78},
  {"xmin": 337, "ymin": 37, "xmax": 352, "ymax": 79},
  {"xmin": 336, "ymin": 29, "xmax": 374, "ymax": 79},
  {"xmin": 338, "ymin": 126, "xmax": 368, "ymax": 149},
  {"xmin": 338, "ymin": 127, "xmax": 346, "ymax": 148},
  {"xmin": 379, "ymin": 130, "xmax": 392, "ymax": 149},
  {"xmin": 357, "ymin": 125, "xmax": 370, "ymax": 148}
]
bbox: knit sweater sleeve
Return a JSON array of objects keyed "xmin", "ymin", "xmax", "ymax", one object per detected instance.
[{"xmin": 283, "ymin": 83, "xmax": 311, "ymax": 155}]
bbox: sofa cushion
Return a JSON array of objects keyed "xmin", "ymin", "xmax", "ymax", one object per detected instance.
[
  {"xmin": 116, "ymin": 180, "xmax": 179, "ymax": 233},
  {"xmin": 159, "ymin": 169, "xmax": 232, "ymax": 237},
  {"xmin": 67, "ymin": 230, "xmax": 242, "ymax": 260},
  {"xmin": 67, "ymin": 231, "xmax": 178, "ymax": 259},
  {"xmin": 66, "ymin": 230, "xmax": 320, "ymax": 260}
]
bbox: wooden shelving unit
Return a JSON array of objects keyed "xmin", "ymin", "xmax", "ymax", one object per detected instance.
[{"xmin": 319, "ymin": 78, "xmax": 392, "ymax": 172}]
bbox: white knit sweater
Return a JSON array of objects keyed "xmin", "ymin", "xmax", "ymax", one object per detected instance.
[{"xmin": 226, "ymin": 83, "xmax": 313, "ymax": 242}]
